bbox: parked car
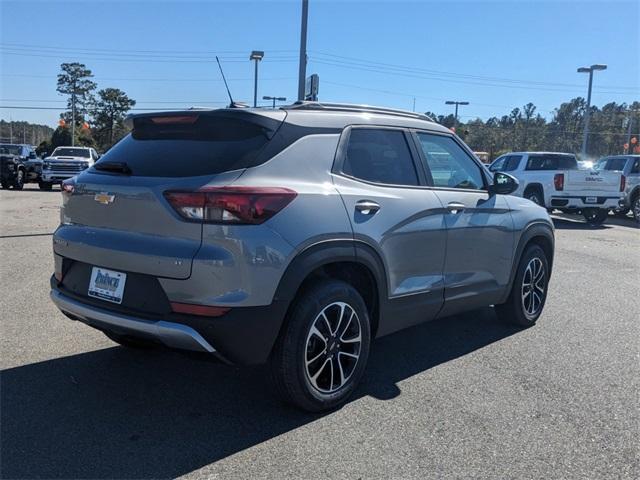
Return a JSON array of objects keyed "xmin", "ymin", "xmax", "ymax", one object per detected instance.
[
  {"xmin": 489, "ymin": 152, "xmax": 624, "ymax": 225},
  {"xmin": 41, "ymin": 146, "xmax": 100, "ymax": 190},
  {"xmin": 50, "ymin": 102, "xmax": 555, "ymax": 411},
  {"xmin": 593, "ymin": 155, "xmax": 640, "ymax": 221},
  {"xmin": 0, "ymin": 143, "xmax": 41, "ymax": 189}
]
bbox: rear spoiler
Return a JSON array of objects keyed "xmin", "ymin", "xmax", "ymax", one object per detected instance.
[{"xmin": 124, "ymin": 108, "xmax": 286, "ymax": 140}]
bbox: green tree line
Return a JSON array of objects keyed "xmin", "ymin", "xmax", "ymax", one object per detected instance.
[
  {"xmin": 428, "ymin": 99, "xmax": 640, "ymax": 161},
  {"xmin": 0, "ymin": 120, "xmax": 54, "ymax": 147}
]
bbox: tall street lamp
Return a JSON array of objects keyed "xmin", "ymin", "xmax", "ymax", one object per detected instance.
[
  {"xmin": 445, "ymin": 100, "xmax": 469, "ymax": 131},
  {"xmin": 578, "ymin": 63, "xmax": 607, "ymax": 157},
  {"xmin": 263, "ymin": 96, "xmax": 287, "ymax": 109},
  {"xmin": 250, "ymin": 50, "xmax": 264, "ymax": 108}
]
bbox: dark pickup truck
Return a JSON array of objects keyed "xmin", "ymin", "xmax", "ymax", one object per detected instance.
[{"xmin": 0, "ymin": 144, "xmax": 42, "ymax": 190}]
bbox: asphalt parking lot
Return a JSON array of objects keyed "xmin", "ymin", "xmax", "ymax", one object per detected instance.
[{"xmin": 1, "ymin": 185, "xmax": 638, "ymax": 479}]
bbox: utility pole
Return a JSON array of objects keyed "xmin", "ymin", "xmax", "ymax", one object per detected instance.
[
  {"xmin": 9, "ymin": 117, "xmax": 13, "ymax": 144},
  {"xmin": 577, "ymin": 64, "xmax": 607, "ymax": 157},
  {"xmin": 412, "ymin": 97, "xmax": 416, "ymax": 112},
  {"xmin": 71, "ymin": 79, "xmax": 76, "ymax": 146},
  {"xmin": 445, "ymin": 100, "xmax": 469, "ymax": 131},
  {"xmin": 297, "ymin": 0, "xmax": 309, "ymax": 101}
]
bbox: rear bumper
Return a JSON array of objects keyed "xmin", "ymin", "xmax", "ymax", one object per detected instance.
[
  {"xmin": 51, "ymin": 289, "xmax": 217, "ymax": 353},
  {"xmin": 50, "ymin": 276, "xmax": 288, "ymax": 365},
  {"xmin": 550, "ymin": 195, "xmax": 621, "ymax": 209}
]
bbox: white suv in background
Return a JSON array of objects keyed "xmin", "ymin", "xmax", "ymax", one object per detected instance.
[
  {"xmin": 41, "ymin": 147, "xmax": 99, "ymax": 190},
  {"xmin": 489, "ymin": 152, "xmax": 624, "ymax": 225}
]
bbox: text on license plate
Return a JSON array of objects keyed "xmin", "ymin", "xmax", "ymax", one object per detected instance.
[
  {"xmin": 585, "ymin": 196, "xmax": 598, "ymax": 204},
  {"xmin": 88, "ymin": 267, "xmax": 127, "ymax": 304}
]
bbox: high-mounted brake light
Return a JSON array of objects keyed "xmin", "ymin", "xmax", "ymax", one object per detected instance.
[
  {"xmin": 164, "ymin": 187, "xmax": 297, "ymax": 225},
  {"xmin": 150, "ymin": 115, "xmax": 199, "ymax": 125},
  {"xmin": 620, "ymin": 175, "xmax": 626, "ymax": 192},
  {"xmin": 553, "ymin": 173, "xmax": 564, "ymax": 191}
]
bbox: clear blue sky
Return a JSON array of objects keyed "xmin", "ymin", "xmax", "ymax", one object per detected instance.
[{"xmin": 1, "ymin": 0, "xmax": 638, "ymax": 127}]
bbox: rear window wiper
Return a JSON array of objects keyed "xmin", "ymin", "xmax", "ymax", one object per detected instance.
[{"xmin": 94, "ymin": 161, "xmax": 132, "ymax": 175}]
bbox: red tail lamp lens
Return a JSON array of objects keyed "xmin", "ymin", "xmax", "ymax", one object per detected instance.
[
  {"xmin": 553, "ymin": 173, "xmax": 564, "ymax": 191},
  {"xmin": 164, "ymin": 187, "xmax": 297, "ymax": 224}
]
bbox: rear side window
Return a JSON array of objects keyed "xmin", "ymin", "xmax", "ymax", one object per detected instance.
[
  {"xmin": 631, "ymin": 159, "xmax": 640, "ymax": 174},
  {"xmin": 605, "ymin": 158, "xmax": 628, "ymax": 171},
  {"xmin": 342, "ymin": 129, "xmax": 418, "ymax": 186},
  {"xmin": 95, "ymin": 113, "xmax": 279, "ymax": 177},
  {"xmin": 526, "ymin": 154, "xmax": 578, "ymax": 170}
]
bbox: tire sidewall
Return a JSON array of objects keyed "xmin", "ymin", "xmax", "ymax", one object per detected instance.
[
  {"xmin": 511, "ymin": 245, "xmax": 549, "ymax": 326},
  {"xmin": 525, "ymin": 189, "xmax": 543, "ymax": 206},
  {"xmin": 279, "ymin": 280, "xmax": 371, "ymax": 411}
]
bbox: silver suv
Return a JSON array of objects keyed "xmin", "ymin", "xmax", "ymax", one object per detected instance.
[
  {"xmin": 593, "ymin": 155, "xmax": 640, "ymax": 221},
  {"xmin": 50, "ymin": 102, "xmax": 554, "ymax": 411}
]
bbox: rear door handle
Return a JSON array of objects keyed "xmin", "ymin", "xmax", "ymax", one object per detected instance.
[
  {"xmin": 355, "ymin": 200, "xmax": 380, "ymax": 215},
  {"xmin": 447, "ymin": 202, "xmax": 465, "ymax": 214}
]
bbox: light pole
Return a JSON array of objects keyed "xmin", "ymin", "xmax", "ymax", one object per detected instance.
[
  {"xmin": 250, "ymin": 50, "xmax": 264, "ymax": 108},
  {"xmin": 263, "ymin": 96, "xmax": 287, "ymax": 109},
  {"xmin": 578, "ymin": 64, "xmax": 607, "ymax": 157},
  {"xmin": 445, "ymin": 100, "xmax": 469, "ymax": 131},
  {"xmin": 297, "ymin": 0, "xmax": 309, "ymax": 101}
]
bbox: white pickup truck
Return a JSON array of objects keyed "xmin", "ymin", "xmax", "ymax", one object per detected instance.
[
  {"xmin": 41, "ymin": 146, "xmax": 100, "ymax": 190},
  {"xmin": 489, "ymin": 152, "xmax": 624, "ymax": 225}
]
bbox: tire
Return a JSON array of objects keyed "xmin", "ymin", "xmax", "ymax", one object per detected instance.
[
  {"xmin": 633, "ymin": 195, "xmax": 640, "ymax": 224},
  {"xmin": 495, "ymin": 244, "xmax": 549, "ymax": 327},
  {"xmin": 583, "ymin": 208, "xmax": 608, "ymax": 226},
  {"xmin": 13, "ymin": 169, "xmax": 25, "ymax": 190},
  {"xmin": 38, "ymin": 181, "xmax": 53, "ymax": 191},
  {"xmin": 104, "ymin": 331, "xmax": 156, "ymax": 349},
  {"xmin": 270, "ymin": 279, "xmax": 371, "ymax": 412},
  {"xmin": 524, "ymin": 187, "xmax": 544, "ymax": 207}
]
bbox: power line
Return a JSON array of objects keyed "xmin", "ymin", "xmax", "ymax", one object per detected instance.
[{"xmin": 311, "ymin": 51, "xmax": 640, "ymax": 92}]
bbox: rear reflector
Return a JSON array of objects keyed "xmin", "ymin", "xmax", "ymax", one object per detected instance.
[
  {"xmin": 170, "ymin": 302, "xmax": 230, "ymax": 317},
  {"xmin": 620, "ymin": 175, "xmax": 626, "ymax": 192},
  {"xmin": 164, "ymin": 187, "xmax": 297, "ymax": 224},
  {"xmin": 553, "ymin": 173, "xmax": 564, "ymax": 191}
]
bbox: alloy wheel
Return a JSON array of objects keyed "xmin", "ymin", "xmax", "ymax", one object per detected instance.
[
  {"xmin": 521, "ymin": 257, "xmax": 545, "ymax": 318},
  {"xmin": 304, "ymin": 301, "xmax": 362, "ymax": 394}
]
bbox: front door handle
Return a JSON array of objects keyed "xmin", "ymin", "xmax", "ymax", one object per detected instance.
[
  {"xmin": 447, "ymin": 202, "xmax": 465, "ymax": 214},
  {"xmin": 355, "ymin": 200, "xmax": 380, "ymax": 215}
]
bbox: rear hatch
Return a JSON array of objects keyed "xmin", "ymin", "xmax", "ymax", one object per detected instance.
[{"xmin": 55, "ymin": 109, "xmax": 286, "ymax": 280}]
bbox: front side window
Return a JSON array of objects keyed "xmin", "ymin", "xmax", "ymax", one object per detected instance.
[
  {"xmin": 489, "ymin": 156, "xmax": 505, "ymax": 172},
  {"xmin": 503, "ymin": 155, "xmax": 522, "ymax": 171},
  {"xmin": 416, "ymin": 133, "xmax": 485, "ymax": 190},
  {"xmin": 342, "ymin": 129, "xmax": 419, "ymax": 186}
]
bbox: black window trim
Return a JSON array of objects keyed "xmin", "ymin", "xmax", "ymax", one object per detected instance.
[
  {"xmin": 332, "ymin": 124, "xmax": 429, "ymax": 189},
  {"xmin": 409, "ymin": 129, "xmax": 490, "ymax": 193}
]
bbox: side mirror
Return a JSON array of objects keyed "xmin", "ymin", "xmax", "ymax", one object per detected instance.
[{"xmin": 489, "ymin": 172, "xmax": 519, "ymax": 195}]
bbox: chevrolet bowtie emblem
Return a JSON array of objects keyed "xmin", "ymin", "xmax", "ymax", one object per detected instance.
[{"xmin": 94, "ymin": 193, "xmax": 115, "ymax": 205}]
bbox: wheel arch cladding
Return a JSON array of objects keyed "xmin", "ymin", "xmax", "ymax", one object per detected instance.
[
  {"xmin": 273, "ymin": 240, "xmax": 386, "ymax": 341},
  {"xmin": 500, "ymin": 222, "xmax": 554, "ymax": 304}
]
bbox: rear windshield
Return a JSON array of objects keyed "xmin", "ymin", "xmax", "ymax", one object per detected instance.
[
  {"xmin": 94, "ymin": 113, "xmax": 280, "ymax": 177},
  {"xmin": 53, "ymin": 148, "xmax": 91, "ymax": 157},
  {"xmin": 525, "ymin": 154, "xmax": 578, "ymax": 171}
]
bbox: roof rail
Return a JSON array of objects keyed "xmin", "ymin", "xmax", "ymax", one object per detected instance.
[{"xmin": 283, "ymin": 101, "xmax": 436, "ymax": 122}]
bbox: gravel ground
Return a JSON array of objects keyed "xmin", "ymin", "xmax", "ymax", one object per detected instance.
[{"xmin": 1, "ymin": 185, "xmax": 638, "ymax": 479}]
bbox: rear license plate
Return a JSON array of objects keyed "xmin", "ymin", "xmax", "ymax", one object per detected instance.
[
  {"xmin": 585, "ymin": 196, "xmax": 598, "ymax": 204},
  {"xmin": 88, "ymin": 267, "xmax": 127, "ymax": 304}
]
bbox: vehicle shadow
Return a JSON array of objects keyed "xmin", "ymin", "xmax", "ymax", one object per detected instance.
[
  {"xmin": 1, "ymin": 307, "xmax": 519, "ymax": 479},
  {"xmin": 552, "ymin": 213, "xmax": 638, "ymax": 230}
]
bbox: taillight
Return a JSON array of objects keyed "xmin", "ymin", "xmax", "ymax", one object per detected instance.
[
  {"xmin": 620, "ymin": 175, "xmax": 626, "ymax": 192},
  {"xmin": 61, "ymin": 177, "xmax": 75, "ymax": 194},
  {"xmin": 553, "ymin": 173, "xmax": 564, "ymax": 191},
  {"xmin": 164, "ymin": 187, "xmax": 297, "ymax": 225}
]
